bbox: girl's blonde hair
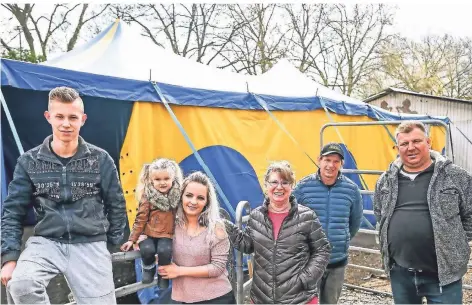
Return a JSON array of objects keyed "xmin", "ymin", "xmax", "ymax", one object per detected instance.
[
  {"xmin": 175, "ymin": 171, "xmax": 222, "ymax": 242},
  {"xmin": 135, "ymin": 158, "xmax": 184, "ymax": 202}
]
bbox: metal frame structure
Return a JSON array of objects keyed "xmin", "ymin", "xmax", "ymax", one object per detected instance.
[
  {"xmin": 320, "ymin": 120, "xmax": 452, "ymax": 160},
  {"xmin": 234, "ymin": 201, "xmax": 251, "ymax": 304}
]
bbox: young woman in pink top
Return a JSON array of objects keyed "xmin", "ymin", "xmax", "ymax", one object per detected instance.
[{"xmin": 157, "ymin": 171, "xmax": 235, "ymax": 304}]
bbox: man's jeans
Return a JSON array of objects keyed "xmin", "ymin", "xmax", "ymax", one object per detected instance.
[
  {"xmin": 390, "ymin": 262, "xmax": 462, "ymax": 304},
  {"xmin": 6, "ymin": 236, "xmax": 116, "ymax": 304},
  {"xmin": 317, "ymin": 265, "xmax": 346, "ymax": 304}
]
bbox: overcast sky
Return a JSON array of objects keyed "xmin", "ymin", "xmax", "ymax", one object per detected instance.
[{"xmin": 393, "ymin": 2, "xmax": 472, "ymax": 40}]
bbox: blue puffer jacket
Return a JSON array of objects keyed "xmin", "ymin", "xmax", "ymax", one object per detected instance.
[{"xmin": 293, "ymin": 172, "xmax": 363, "ymax": 264}]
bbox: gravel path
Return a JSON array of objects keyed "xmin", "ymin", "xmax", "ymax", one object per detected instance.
[{"xmin": 339, "ymin": 287, "xmax": 393, "ymax": 304}]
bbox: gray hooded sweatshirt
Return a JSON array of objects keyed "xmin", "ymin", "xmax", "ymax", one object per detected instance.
[{"xmin": 374, "ymin": 150, "xmax": 472, "ymax": 286}]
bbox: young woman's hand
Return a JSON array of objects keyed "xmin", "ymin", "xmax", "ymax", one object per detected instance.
[
  {"xmin": 120, "ymin": 241, "xmax": 134, "ymax": 252},
  {"xmin": 158, "ymin": 262, "xmax": 181, "ymax": 279}
]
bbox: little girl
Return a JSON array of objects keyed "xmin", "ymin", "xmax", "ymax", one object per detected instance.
[{"xmin": 121, "ymin": 158, "xmax": 183, "ymax": 289}]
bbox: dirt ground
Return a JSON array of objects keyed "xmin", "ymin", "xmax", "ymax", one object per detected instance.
[{"xmin": 346, "ymin": 234, "xmax": 472, "ymax": 303}]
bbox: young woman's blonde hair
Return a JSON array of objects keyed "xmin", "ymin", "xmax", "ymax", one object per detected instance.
[
  {"xmin": 175, "ymin": 171, "xmax": 222, "ymax": 243},
  {"xmin": 135, "ymin": 158, "xmax": 183, "ymax": 202}
]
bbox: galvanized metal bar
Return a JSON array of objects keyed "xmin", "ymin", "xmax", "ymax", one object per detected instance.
[
  {"xmin": 349, "ymin": 246, "xmax": 381, "ymax": 255},
  {"xmin": 358, "ymin": 229, "xmax": 378, "ymax": 235},
  {"xmin": 243, "ymin": 278, "xmax": 253, "ymax": 296},
  {"xmin": 343, "ymin": 283, "xmax": 393, "ymax": 297},
  {"xmin": 347, "ymin": 264, "xmax": 385, "ymax": 274},
  {"xmin": 235, "ymin": 201, "xmax": 251, "ymax": 305},
  {"xmin": 360, "ymin": 190, "xmax": 374, "ymax": 195},
  {"xmin": 115, "ymin": 279, "xmax": 159, "ymax": 298},
  {"xmin": 111, "ymin": 250, "xmax": 141, "ymax": 262},
  {"xmin": 320, "ymin": 120, "xmax": 450, "ymax": 160},
  {"xmin": 341, "ymin": 169, "xmax": 384, "ymax": 175},
  {"xmin": 363, "ymin": 210, "xmax": 375, "ymax": 215}
]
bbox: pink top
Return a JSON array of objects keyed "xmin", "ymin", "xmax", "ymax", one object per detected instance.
[
  {"xmin": 268, "ymin": 211, "xmax": 289, "ymax": 239},
  {"xmin": 171, "ymin": 224, "xmax": 233, "ymax": 303}
]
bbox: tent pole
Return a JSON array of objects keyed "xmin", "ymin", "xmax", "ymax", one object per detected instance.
[{"xmin": 0, "ymin": 87, "xmax": 24, "ymax": 155}]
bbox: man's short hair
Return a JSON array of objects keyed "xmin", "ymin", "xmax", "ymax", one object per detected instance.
[
  {"xmin": 395, "ymin": 121, "xmax": 428, "ymax": 141},
  {"xmin": 48, "ymin": 87, "xmax": 84, "ymax": 111}
]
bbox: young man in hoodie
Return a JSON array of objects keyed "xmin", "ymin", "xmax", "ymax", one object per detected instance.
[
  {"xmin": 0, "ymin": 87, "xmax": 126, "ymax": 304},
  {"xmin": 294, "ymin": 143, "xmax": 363, "ymax": 304},
  {"xmin": 374, "ymin": 120, "xmax": 472, "ymax": 304}
]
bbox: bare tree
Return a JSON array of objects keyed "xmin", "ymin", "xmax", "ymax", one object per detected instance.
[
  {"xmin": 283, "ymin": 4, "xmax": 332, "ymax": 84},
  {"xmin": 221, "ymin": 4, "xmax": 290, "ymax": 74},
  {"xmin": 379, "ymin": 35, "xmax": 472, "ymax": 99},
  {"xmin": 118, "ymin": 4, "xmax": 243, "ymax": 65},
  {"xmin": 1, "ymin": 4, "xmax": 111, "ymax": 61},
  {"xmin": 324, "ymin": 4, "xmax": 395, "ymax": 96}
]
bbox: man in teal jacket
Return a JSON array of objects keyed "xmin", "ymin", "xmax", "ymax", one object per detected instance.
[{"xmin": 294, "ymin": 143, "xmax": 363, "ymax": 304}]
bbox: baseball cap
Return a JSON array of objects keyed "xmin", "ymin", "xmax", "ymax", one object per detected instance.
[{"xmin": 320, "ymin": 143, "xmax": 344, "ymax": 159}]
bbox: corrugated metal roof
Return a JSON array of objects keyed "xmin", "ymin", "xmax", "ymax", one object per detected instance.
[{"xmin": 363, "ymin": 87, "xmax": 472, "ymax": 105}]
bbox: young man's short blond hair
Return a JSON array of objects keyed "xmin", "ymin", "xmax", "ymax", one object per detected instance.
[{"xmin": 48, "ymin": 87, "xmax": 84, "ymax": 112}]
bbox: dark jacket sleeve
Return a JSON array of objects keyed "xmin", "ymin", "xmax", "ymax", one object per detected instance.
[
  {"xmin": 223, "ymin": 219, "xmax": 254, "ymax": 254},
  {"xmin": 1, "ymin": 161, "xmax": 32, "ymax": 265},
  {"xmin": 299, "ymin": 212, "xmax": 331, "ymax": 290},
  {"xmin": 349, "ymin": 187, "xmax": 363, "ymax": 239},
  {"xmin": 373, "ymin": 173, "xmax": 386, "ymax": 224},
  {"xmin": 100, "ymin": 152, "xmax": 126, "ymax": 245}
]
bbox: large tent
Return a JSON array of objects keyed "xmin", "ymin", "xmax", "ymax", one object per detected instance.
[
  {"xmin": 1, "ymin": 19, "xmax": 449, "ymax": 222},
  {"xmin": 1, "ymin": 18, "xmax": 450, "ymax": 304}
]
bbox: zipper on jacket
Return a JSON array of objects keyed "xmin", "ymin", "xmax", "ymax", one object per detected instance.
[
  {"xmin": 271, "ymin": 214, "xmax": 289, "ymax": 303},
  {"xmin": 272, "ymin": 238, "xmax": 276, "ymax": 302},
  {"xmin": 326, "ymin": 187, "xmax": 331, "ymax": 241},
  {"xmin": 61, "ymin": 166, "xmax": 72, "ymax": 241}
]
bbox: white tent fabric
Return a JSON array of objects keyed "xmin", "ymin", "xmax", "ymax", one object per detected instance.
[
  {"xmin": 247, "ymin": 59, "xmax": 365, "ymax": 105},
  {"xmin": 44, "ymin": 20, "xmax": 370, "ymax": 106},
  {"xmin": 44, "ymin": 20, "xmax": 249, "ymax": 93}
]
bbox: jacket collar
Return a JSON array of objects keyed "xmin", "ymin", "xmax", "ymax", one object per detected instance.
[
  {"xmin": 313, "ymin": 170, "xmax": 343, "ymax": 186},
  {"xmin": 387, "ymin": 150, "xmax": 450, "ymax": 175},
  {"xmin": 261, "ymin": 194, "xmax": 298, "ymax": 217},
  {"xmin": 37, "ymin": 135, "xmax": 91, "ymax": 163}
]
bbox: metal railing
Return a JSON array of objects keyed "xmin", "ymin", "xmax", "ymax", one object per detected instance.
[
  {"xmin": 235, "ymin": 201, "xmax": 251, "ymax": 305},
  {"xmin": 320, "ymin": 120, "xmax": 451, "ymax": 160}
]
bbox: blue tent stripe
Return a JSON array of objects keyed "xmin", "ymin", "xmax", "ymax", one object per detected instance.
[{"xmin": 0, "ymin": 59, "xmax": 450, "ymax": 124}]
